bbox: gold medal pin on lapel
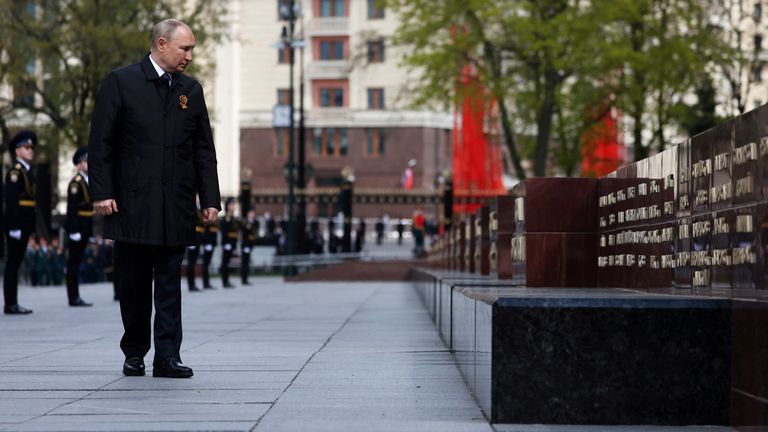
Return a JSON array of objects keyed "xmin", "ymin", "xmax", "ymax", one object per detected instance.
[{"xmin": 179, "ymin": 95, "xmax": 189, "ymax": 110}]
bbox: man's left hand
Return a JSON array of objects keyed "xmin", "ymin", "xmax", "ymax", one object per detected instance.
[{"xmin": 201, "ymin": 207, "xmax": 218, "ymax": 225}]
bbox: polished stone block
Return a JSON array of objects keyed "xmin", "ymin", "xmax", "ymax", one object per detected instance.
[
  {"xmin": 733, "ymin": 106, "xmax": 765, "ymax": 205},
  {"xmin": 497, "ymin": 233, "xmax": 513, "ymax": 280},
  {"xmin": 475, "ymin": 207, "xmax": 491, "ymax": 276},
  {"xmin": 677, "ymin": 139, "xmax": 692, "ymax": 217},
  {"xmin": 465, "ymin": 214, "xmax": 476, "ymax": 274},
  {"xmin": 732, "ymin": 299, "xmax": 768, "ymax": 427},
  {"xmin": 712, "ymin": 118, "xmax": 735, "ymax": 211},
  {"xmin": 674, "ymin": 217, "xmax": 692, "ymax": 289},
  {"xmin": 691, "ymin": 128, "xmax": 714, "ymax": 214},
  {"xmin": 512, "ymin": 233, "xmax": 597, "ymax": 287},
  {"xmin": 523, "ymin": 178, "xmax": 598, "ymax": 232},
  {"xmin": 692, "ymin": 213, "xmax": 713, "ymax": 294},
  {"xmin": 711, "ymin": 209, "xmax": 734, "ymax": 296},
  {"xmin": 486, "ymin": 290, "xmax": 731, "ymax": 425}
]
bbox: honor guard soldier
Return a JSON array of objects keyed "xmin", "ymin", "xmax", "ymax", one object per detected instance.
[
  {"xmin": 202, "ymin": 221, "xmax": 218, "ymax": 289},
  {"xmin": 240, "ymin": 209, "xmax": 259, "ymax": 285},
  {"xmin": 218, "ymin": 199, "xmax": 239, "ymax": 288},
  {"xmin": 65, "ymin": 147, "xmax": 93, "ymax": 306},
  {"xmin": 185, "ymin": 212, "xmax": 205, "ymax": 292},
  {"xmin": 3, "ymin": 131, "xmax": 37, "ymax": 314}
]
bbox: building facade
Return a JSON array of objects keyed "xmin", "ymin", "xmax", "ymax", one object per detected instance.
[{"xmin": 212, "ymin": 0, "xmax": 453, "ymax": 219}]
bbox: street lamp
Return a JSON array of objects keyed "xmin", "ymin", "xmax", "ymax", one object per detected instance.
[{"xmin": 277, "ymin": 0, "xmax": 303, "ymax": 256}]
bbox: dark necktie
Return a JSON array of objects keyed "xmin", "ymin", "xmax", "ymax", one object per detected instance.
[{"xmin": 160, "ymin": 73, "xmax": 172, "ymax": 88}]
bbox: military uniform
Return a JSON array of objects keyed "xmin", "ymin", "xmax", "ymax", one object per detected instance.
[
  {"xmin": 3, "ymin": 131, "xmax": 37, "ymax": 314},
  {"xmin": 240, "ymin": 218, "xmax": 259, "ymax": 285},
  {"xmin": 202, "ymin": 223, "xmax": 218, "ymax": 288},
  {"xmin": 185, "ymin": 213, "xmax": 205, "ymax": 291},
  {"xmin": 218, "ymin": 215, "xmax": 239, "ymax": 288},
  {"xmin": 65, "ymin": 158, "xmax": 94, "ymax": 306}
]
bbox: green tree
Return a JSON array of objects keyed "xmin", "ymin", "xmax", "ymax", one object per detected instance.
[
  {"xmin": 388, "ymin": 0, "xmax": 735, "ymax": 175},
  {"xmin": 0, "ymin": 0, "xmax": 228, "ymax": 151}
]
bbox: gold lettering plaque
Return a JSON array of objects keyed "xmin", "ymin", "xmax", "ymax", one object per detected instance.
[
  {"xmin": 693, "ymin": 269, "xmax": 710, "ymax": 287},
  {"xmin": 732, "ymin": 246, "xmax": 757, "ymax": 264},
  {"xmin": 713, "ymin": 217, "xmax": 730, "ymax": 236},
  {"xmin": 692, "ymin": 159, "xmax": 712, "ymax": 178},
  {"xmin": 735, "ymin": 175, "xmax": 753, "ymax": 197},
  {"xmin": 714, "ymin": 152, "xmax": 729, "ymax": 171},
  {"xmin": 733, "ymin": 142, "xmax": 757, "ymax": 165},
  {"xmin": 736, "ymin": 215, "xmax": 753, "ymax": 233},
  {"xmin": 679, "ymin": 194, "xmax": 690, "ymax": 210}
]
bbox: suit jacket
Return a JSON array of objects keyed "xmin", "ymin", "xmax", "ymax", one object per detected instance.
[
  {"xmin": 88, "ymin": 54, "xmax": 221, "ymax": 246},
  {"xmin": 4, "ymin": 160, "xmax": 36, "ymax": 235},
  {"xmin": 65, "ymin": 172, "xmax": 93, "ymax": 239}
]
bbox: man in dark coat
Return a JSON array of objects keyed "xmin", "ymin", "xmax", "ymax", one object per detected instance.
[
  {"xmin": 3, "ymin": 130, "xmax": 37, "ymax": 315},
  {"xmin": 88, "ymin": 19, "xmax": 221, "ymax": 379},
  {"xmin": 65, "ymin": 146, "xmax": 93, "ymax": 307}
]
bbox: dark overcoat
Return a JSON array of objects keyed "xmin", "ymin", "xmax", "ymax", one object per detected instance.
[{"xmin": 88, "ymin": 54, "xmax": 221, "ymax": 246}]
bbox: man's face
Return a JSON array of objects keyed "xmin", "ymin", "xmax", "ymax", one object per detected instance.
[
  {"xmin": 157, "ymin": 26, "xmax": 195, "ymax": 73},
  {"xmin": 15, "ymin": 143, "xmax": 33, "ymax": 163},
  {"xmin": 77, "ymin": 159, "xmax": 88, "ymax": 174}
]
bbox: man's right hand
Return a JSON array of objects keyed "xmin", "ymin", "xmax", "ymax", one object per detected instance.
[
  {"xmin": 94, "ymin": 199, "xmax": 118, "ymax": 216},
  {"xmin": 8, "ymin": 230, "xmax": 21, "ymax": 240}
]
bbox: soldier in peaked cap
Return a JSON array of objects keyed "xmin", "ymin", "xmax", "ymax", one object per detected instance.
[
  {"xmin": 3, "ymin": 130, "xmax": 37, "ymax": 314},
  {"xmin": 65, "ymin": 147, "xmax": 93, "ymax": 307}
]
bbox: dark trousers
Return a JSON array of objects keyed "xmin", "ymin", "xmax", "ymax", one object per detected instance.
[
  {"xmin": 3, "ymin": 232, "xmax": 30, "ymax": 306},
  {"xmin": 240, "ymin": 250, "xmax": 251, "ymax": 283},
  {"xmin": 202, "ymin": 246, "xmax": 214, "ymax": 287},
  {"xmin": 66, "ymin": 239, "xmax": 87, "ymax": 302},
  {"xmin": 219, "ymin": 247, "xmax": 233, "ymax": 285},
  {"xmin": 115, "ymin": 242, "xmax": 185, "ymax": 362},
  {"xmin": 185, "ymin": 245, "xmax": 200, "ymax": 289}
]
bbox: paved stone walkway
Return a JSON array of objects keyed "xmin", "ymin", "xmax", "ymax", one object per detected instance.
[
  {"xmin": 0, "ymin": 279, "xmax": 738, "ymax": 432},
  {"xmin": 0, "ymin": 279, "xmax": 490, "ymax": 432}
]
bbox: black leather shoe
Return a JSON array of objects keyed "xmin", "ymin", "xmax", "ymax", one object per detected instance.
[
  {"xmin": 69, "ymin": 298, "xmax": 93, "ymax": 307},
  {"xmin": 241, "ymin": 280, "xmax": 251, "ymax": 286},
  {"xmin": 188, "ymin": 286, "xmax": 202, "ymax": 292},
  {"xmin": 203, "ymin": 284, "xmax": 215, "ymax": 290},
  {"xmin": 153, "ymin": 358, "xmax": 193, "ymax": 378},
  {"xmin": 123, "ymin": 357, "xmax": 145, "ymax": 376},
  {"xmin": 222, "ymin": 283, "xmax": 235, "ymax": 289},
  {"xmin": 4, "ymin": 304, "xmax": 33, "ymax": 314}
]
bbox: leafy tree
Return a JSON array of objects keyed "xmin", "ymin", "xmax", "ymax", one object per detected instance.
[
  {"xmin": 0, "ymin": 0, "xmax": 228, "ymax": 151},
  {"xmin": 388, "ymin": 0, "xmax": 736, "ymax": 175}
]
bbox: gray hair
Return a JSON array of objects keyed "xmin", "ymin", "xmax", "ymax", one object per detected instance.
[{"xmin": 151, "ymin": 19, "xmax": 190, "ymax": 47}]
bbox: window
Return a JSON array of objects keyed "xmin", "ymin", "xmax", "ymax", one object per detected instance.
[
  {"xmin": 367, "ymin": 88, "xmax": 385, "ymax": 109},
  {"xmin": 367, "ymin": 40, "xmax": 385, "ymax": 63},
  {"xmin": 320, "ymin": 88, "xmax": 344, "ymax": 107},
  {"xmin": 754, "ymin": 63, "xmax": 764, "ymax": 82},
  {"xmin": 755, "ymin": 34, "xmax": 763, "ymax": 54},
  {"xmin": 277, "ymin": 89, "xmax": 291, "ymax": 105},
  {"xmin": 756, "ymin": 2, "xmax": 763, "ymax": 21},
  {"xmin": 314, "ymin": 128, "xmax": 348, "ymax": 156},
  {"xmin": 278, "ymin": 45, "xmax": 291, "ymax": 63},
  {"xmin": 275, "ymin": 128, "xmax": 288, "ymax": 158},
  {"xmin": 320, "ymin": 40, "xmax": 345, "ymax": 60},
  {"xmin": 368, "ymin": 0, "xmax": 384, "ymax": 19},
  {"xmin": 366, "ymin": 129, "xmax": 385, "ymax": 157},
  {"xmin": 319, "ymin": 0, "xmax": 345, "ymax": 17}
]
